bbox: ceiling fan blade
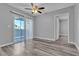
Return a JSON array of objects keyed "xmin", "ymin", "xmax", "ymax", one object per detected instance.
[
  {"xmin": 32, "ymin": 12, "xmax": 34, "ymax": 14},
  {"xmin": 38, "ymin": 11, "xmax": 42, "ymax": 13},
  {"xmin": 39, "ymin": 7, "xmax": 45, "ymax": 10},
  {"xmin": 25, "ymin": 8, "xmax": 32, "ymax": 10},
  {"xmin": 31, "ymin": 3, "xmax": 34, "ymax": 6}
]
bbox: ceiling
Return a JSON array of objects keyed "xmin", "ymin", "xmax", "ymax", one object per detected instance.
[{"xmin": 7, "ymin": 3, "xmax": 74, "ymax": 16}]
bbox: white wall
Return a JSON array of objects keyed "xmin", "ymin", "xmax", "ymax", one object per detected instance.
[
  {"xmin": 34, "ymin": 5, "xmax": 74, "ymax": 43},
  {"xmin": 0, "ymin": 3, "xmax": 33, "ymax": 46}
]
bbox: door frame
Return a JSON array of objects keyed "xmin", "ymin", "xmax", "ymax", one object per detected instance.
[
  {"xmin": 54, "ymin": 13, "xmax": 69, "ymax": 42},
  {"xmin": 13, "ymin": 17, "xmax": 26, "ymax": 43}
]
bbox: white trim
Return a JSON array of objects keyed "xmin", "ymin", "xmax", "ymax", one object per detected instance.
[
  {"xmin": 0, "ymin": 42, "xmax": 14, "ymax": 48},
  {"xmin": 68, "ymin": 41, "xmax": 79, "ymax": 50},
  {"xmin": 34, "ymin": 36, "xmax": 56, "ymax": 41}
]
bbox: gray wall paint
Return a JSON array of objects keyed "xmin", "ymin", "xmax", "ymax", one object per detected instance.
[
  {"xmin": 34, "ymin": 5, "xmax": 74, "ymax": 43},
  {"xmin": 59, "ymin": 19, "xmax": 68, "ymax": 35},
  {"xmin": 34, "ymin": 14, "xmax": 53, "ymax": 39},
  {"xmin": 0, "ymin": 4, "xmax": 33, "ymax": 46},
  {"xmin": 0, "ymin": 4, "xmax": 13, "ymax": 45},
  {"xmin": 74, "ymin": 4, "xmax": 79, "ymax": 48}
]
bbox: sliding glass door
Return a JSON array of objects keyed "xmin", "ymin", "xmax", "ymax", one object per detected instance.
[
  {"xmin": 14, "ymin": 17, "xmax": 33, "ymax": 44},
  {"xmin": 14, "ymin": 17, "xmax": 25, "ymax": 43}
]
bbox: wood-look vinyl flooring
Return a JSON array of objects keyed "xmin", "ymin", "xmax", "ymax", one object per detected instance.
[{"xmin": 0, "ymin": 38, "xmax": 79, "ymax": 56}]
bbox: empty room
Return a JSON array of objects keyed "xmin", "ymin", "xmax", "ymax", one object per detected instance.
[{"xmin": 0, "ymin": 3, "xmax": 79, "ymax": 56}]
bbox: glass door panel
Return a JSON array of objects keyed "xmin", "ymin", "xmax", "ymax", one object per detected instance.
[{"xmin": 14, "ymin": 17, "xmax": 25, "ymax": 43}]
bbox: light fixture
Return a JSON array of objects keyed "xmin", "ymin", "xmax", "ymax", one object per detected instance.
[
  {"xmin": 25, "ymin": 3, "xmax": 45, "ymax": 14},
  {"xmin": 32, "ymin": 5, "xmax": 38, "ymax": 13}
]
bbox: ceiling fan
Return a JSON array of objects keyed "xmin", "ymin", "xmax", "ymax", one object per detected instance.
[{"xmin": 25, "ymin": 3, "xmax": 45, "ymax": 14}]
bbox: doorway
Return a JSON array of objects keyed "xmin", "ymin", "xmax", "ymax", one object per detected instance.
[
  {"xmin": 54, "ymin": 13, "xmax": 69, "ymax": 44},
  {"xmin": 59, "ymin": 18, "xmax": 69, "ymax": 44}
]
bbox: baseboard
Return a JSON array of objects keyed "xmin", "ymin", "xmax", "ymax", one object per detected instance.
[
  {"xmin": 75, "ymin": 43, "xmax": 79, "ymax": 50},
  {"xmin": 68, "ymin": 41, "xmax": 79, "ymax": 50},
  {"xmin": 34, "ymin": 37, "xmax": 79, "ymax": 50},
  {"xmin": 34, "ymin": 36, "xmax": 55, "ymax": 41},
  {"xmin": 0, "ymin": 42, "xmax": 14, "ymax": 48}
]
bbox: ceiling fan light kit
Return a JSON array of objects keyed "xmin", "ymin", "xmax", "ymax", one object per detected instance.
[
  {"xmin": 32, "ymin": 5, "xmax": 38, "ymax": 13},
  {"xmin": 25, "ymin": 3, "xmax": 45, "ymax": 14}
]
